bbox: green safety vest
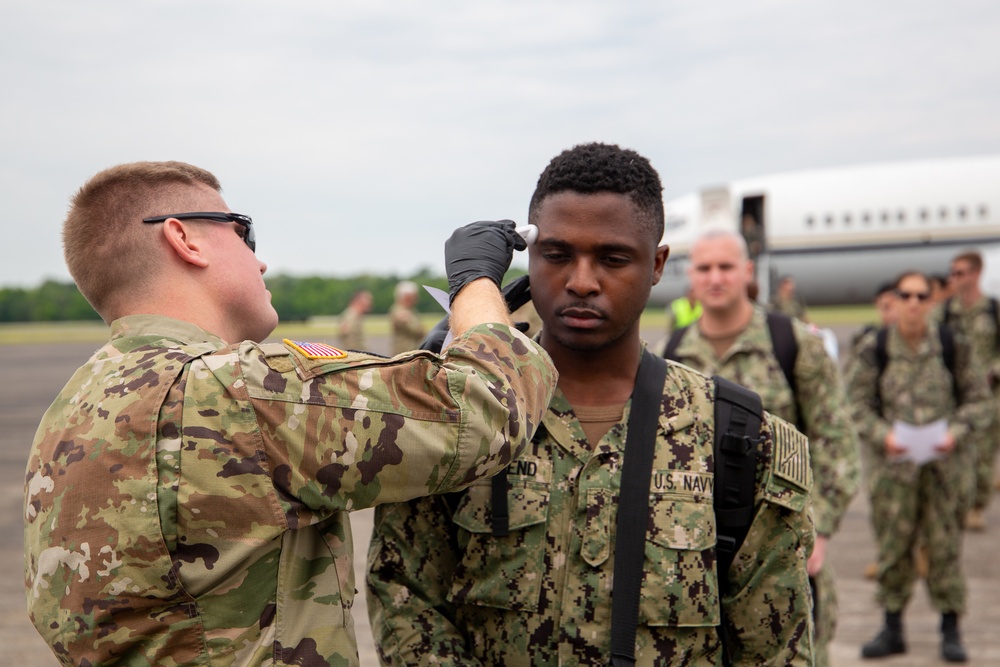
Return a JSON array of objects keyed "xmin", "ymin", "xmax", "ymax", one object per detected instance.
[{"xmin": 671, "ymin": 297, "xmax": 703, "ymax": 327}]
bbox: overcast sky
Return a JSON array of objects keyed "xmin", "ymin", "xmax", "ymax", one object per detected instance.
[{"xmin": 2, "ymin": 0, "xmax": 999, "ymax": 288}]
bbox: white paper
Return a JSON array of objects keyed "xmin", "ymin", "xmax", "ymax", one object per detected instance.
[
  {"xmin": 422, "ymin": 285, "xmax": 455, "ymax": 349},
  {"xmin": 891, "ymin": 419, "xmax": 948, "ymax": 465}
]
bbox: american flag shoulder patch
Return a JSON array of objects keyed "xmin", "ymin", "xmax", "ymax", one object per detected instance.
[
  {"xmin": 283, "ymin": 339, "xmax": 348, "ymax": 360},
  {"xmin": 772, "ymin": 416, "xmax": 811, "ymax": 490}
]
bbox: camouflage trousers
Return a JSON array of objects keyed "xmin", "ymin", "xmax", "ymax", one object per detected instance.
[
  {"xmin": 971, "ymin": 404, "xmax": 1000, "ymax": 509},
  {"xmin": 869, "ymin": 459, "xmax": 967, "ymax": 614},
  {"xmin": 812, "ymin": 564, "xmax": 837, "ymax": 667}
]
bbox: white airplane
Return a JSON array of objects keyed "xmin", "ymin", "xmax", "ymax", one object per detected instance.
[{"xmin": 652, "ymin": 155, "xmax": 1000, "ymax": 306}]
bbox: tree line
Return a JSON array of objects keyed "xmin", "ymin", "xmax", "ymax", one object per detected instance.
[{"xmin": 0, "ymin": 268, "xmax": 527, "ymax": 323}]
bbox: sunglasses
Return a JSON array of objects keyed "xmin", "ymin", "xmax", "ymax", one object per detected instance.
[
  {"xmin": 896, "ymin": 290, "xmax": 931, "ymax": 302},
  {"xmin": 143, "ymin": 212, "xmax": 255, "ymax": 253}
]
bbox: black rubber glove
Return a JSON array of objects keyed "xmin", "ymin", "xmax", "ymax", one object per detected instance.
[{"xmin": 445, "ymin": 220, "xmax": 527, "ymax": 303}]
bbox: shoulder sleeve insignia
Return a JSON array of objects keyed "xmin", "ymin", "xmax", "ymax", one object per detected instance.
[
  {"xmin": 283, "ymin": 339, "xmax": 348, "ymax": 360},
  {"xmin": 771, "ymin": 415, "xmax": 812, "ymax": 491}
]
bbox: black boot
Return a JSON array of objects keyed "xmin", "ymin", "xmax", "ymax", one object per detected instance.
[
  {"xmin": 941, "ymin": 612, "xmax": 968, "ymax": 663},
  {"xmin": 861, "ymin": 611, "xmax": 906, "ymax": 658}
]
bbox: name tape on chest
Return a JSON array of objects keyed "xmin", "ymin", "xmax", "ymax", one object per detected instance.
[{"xmin": 651, "ymin": 470, "xmax": 714, "ymax": 496}]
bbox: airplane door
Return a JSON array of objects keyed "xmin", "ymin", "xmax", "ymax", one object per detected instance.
[{"xmin": 740, "ymin": 195, "xmax": 768, "ymax": 300}]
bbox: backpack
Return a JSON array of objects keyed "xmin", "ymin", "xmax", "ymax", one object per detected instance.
[
  {"xmin": 872, "ymin": 324, "xmax": 959, "ymax": 414},
  {"xmin": 942, "ymin": 296, "xmax": 1000, "ymax": 352},
  {"xmin": 663, "ymin": 312, "xmax": 803, "ymax": 431}
]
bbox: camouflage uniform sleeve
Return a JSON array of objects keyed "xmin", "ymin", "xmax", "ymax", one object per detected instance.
[
  {"xmin": 843, "ymin": 333, "xmax": 892, "ymax": 458},
  {"xmin": 724, "ymin": 412, "xmax": 815, "ymax": 666},
  {"xmin": 240, "ymin": 323, "xmax": 556, "ymax": 512},
  {"xmin": 365, "ymin": 497, "xmax": 481, "ymax": 666},
  {"xmin": 794, "ymin": 327, "xmax": 860, "ymax": 536},
  {"xmin": 950, "ymin": 333, "xmax": 994, "ymax": 442}
]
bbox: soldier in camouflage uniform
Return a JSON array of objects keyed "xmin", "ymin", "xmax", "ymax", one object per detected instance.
[
  {"xmin": 389, "ymin": 280, "xmax": 426, "ymax": 355},
  {"xmin": 664, "ymin": 229, "xmax": 860, "ymax": 667},
  {"xmin": 23, "ymin": 161, "xmax": 556, "ymax": 667},
  {"xmin": 366, "ymin": 143, "xmax": 815, "ymax": 666},
  {"xmin": 768, "ymin": 275, "xmax": 809, "ymax": 322},
  {"xmin": 940, "ymin": 250, "xmax": 1000, "ymax": 530},
  {"xmin": 846, "ymin": 271, "xmax": 992, "ymax": 662},
  {"xmin": 338, "ymin": 289, "xmax": 372, "ymax": 350}
]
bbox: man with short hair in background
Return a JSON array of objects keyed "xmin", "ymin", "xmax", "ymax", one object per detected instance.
[
  {"xmin": 664, "ymin": 229, "xmax": 860, "ymax": 667},
  {"xmin": 942, "ymin": 250, "xmax": 1000, "ymax": 530}
]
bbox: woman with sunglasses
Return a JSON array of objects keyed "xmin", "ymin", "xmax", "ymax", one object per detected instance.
[{"xmin": 845, "ymin": 270, "xmax": 992, "ymax": 663}]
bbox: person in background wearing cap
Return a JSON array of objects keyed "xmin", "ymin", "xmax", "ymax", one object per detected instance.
[{"xmin": 389, "ymin": 280, "xmax": 426, "ymax": 355}]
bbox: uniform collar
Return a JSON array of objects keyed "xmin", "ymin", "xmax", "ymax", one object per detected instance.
[{"xmin": 109, "ymin": 315, "xmax": 228, "ymax": 352}]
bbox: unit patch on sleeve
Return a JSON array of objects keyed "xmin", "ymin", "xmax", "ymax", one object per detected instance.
[
  {"xmin": 283, "ymin": 339, "xmax": 348, "ymax": 360},
  {"xmin": 772, "ymin": 417, "xmax": 811, "ymax": 491}
]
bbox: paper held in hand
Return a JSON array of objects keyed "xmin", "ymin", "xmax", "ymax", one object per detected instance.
[{"xmin": 892, "ymin": 419, "xmax": 948, "ymax": 466}]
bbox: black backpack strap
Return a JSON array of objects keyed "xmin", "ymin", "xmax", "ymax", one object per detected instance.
[
  {"xmin": 873, "ymin": 326, "xmax": 890, "ymax": 415},
  {"xmin": 713, "ymin": 377, "xmax": 763, "ymax": 667},
  {"xmin": 490, "ymin": 470, "xmax": 510, "ymax": 536},
  {"xmin": 943, "ymin": 298, "xmax": 954, "ymax": 326},
  {"xmin": 662, "ymin": 325, "xmax": 689, "ymax": 361},
  {"xmin": 990, "ymin": 297, "xmax": 1000, "ymax": 352},
  {"xmin": 938, "ymin": 324, "xmax": 960, "ymax": 404},
  {"xmin": 609, "ymin": 350, "xmax": 668, "ymax": 667},
  {"xmin": 712, "ymin": 376, "xmax": 763, "ymax": 591},
  {"xmin": 765, "ymin": 312, "xmax": 803, "ymax": 431}
]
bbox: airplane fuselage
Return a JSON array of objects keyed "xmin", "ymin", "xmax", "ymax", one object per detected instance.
[{"xmin": 653, "ymin": 155, "xmax": 1000, "ymax": 306}]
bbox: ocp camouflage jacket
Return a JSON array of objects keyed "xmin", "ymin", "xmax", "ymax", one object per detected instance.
[{"xmin": 24, "ymin": 314, "xmax": 556, "ymax": 667}]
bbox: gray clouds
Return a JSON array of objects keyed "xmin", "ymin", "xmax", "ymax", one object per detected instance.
[{"xmin": 2, "ymin": 0, "xmax": 998, "ymax": 287}]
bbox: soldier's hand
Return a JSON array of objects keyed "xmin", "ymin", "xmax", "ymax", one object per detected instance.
[
  {"xmin": 445, "ymin": 220, "xmax": 527, "ymax": 303},
  {"xmin": 884, "ymin": 432, "xmax": 906, "ymax": 457},
  {"xmin": 934, "ymin": 431, "xmax": 957, "ymax": 454}
]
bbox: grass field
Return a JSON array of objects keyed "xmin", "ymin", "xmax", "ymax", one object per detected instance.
[{"xmin": 0, "ymin": 305, "xmax": 875, "ymax": 346}]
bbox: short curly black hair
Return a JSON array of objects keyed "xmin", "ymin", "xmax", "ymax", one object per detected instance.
[{"xmin": 528, "ymin": 142, "xmax": 664, "ymax": 243}]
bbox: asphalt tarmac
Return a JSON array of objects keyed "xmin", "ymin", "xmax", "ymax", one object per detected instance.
[{"xmin": 4, "ymin": 330, "xmax": 1000, "ymax": 665}]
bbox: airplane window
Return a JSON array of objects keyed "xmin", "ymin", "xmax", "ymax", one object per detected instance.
[
  {"xmin": 805, "ymin": 215, "xmax": 815, "ymax": 227},
  {"xmin": 958, "ymin": 206, "xmax": 967, "ymax": 220},
  {"xmin": 862, "ymin": 212, "xmax": 872, "ymax": 225},
  {"xmin": 980, "ymin": 204, "xmax": 989, "ymax": 219},
  {"xmin": 843, "ymin": 213, "xmax": 852, "ymax": 226},
  {"xmin": 825, "ymin": 214, "xmax": 834, "ymax": 226},
  {"xmin": 881, "ymin": 211, "xmax": 890, "ymax": 224},
  {"xmin": 919, "ymin": 209, "xmax": 929, "ymax": 222},
  {"xmin": 897, "ymin": 210, "xmax": 906, "ymax": 223},
  {"xmin": 940, "ymin": 207, "xmax": 949, "ymax": 221}
]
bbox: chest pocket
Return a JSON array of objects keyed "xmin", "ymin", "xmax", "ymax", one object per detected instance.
[
  {"xmin": 640, "ymin": 493, "xmax": 720, "ymax": 628},
  {"xmin": 448, "ymin": 460, "xmax": 551, "ymax": 612}
]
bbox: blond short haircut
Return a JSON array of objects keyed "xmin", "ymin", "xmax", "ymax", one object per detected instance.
[{"xmin": 63, "ymin": 161, "xmax": 221, "ymax": 321}]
